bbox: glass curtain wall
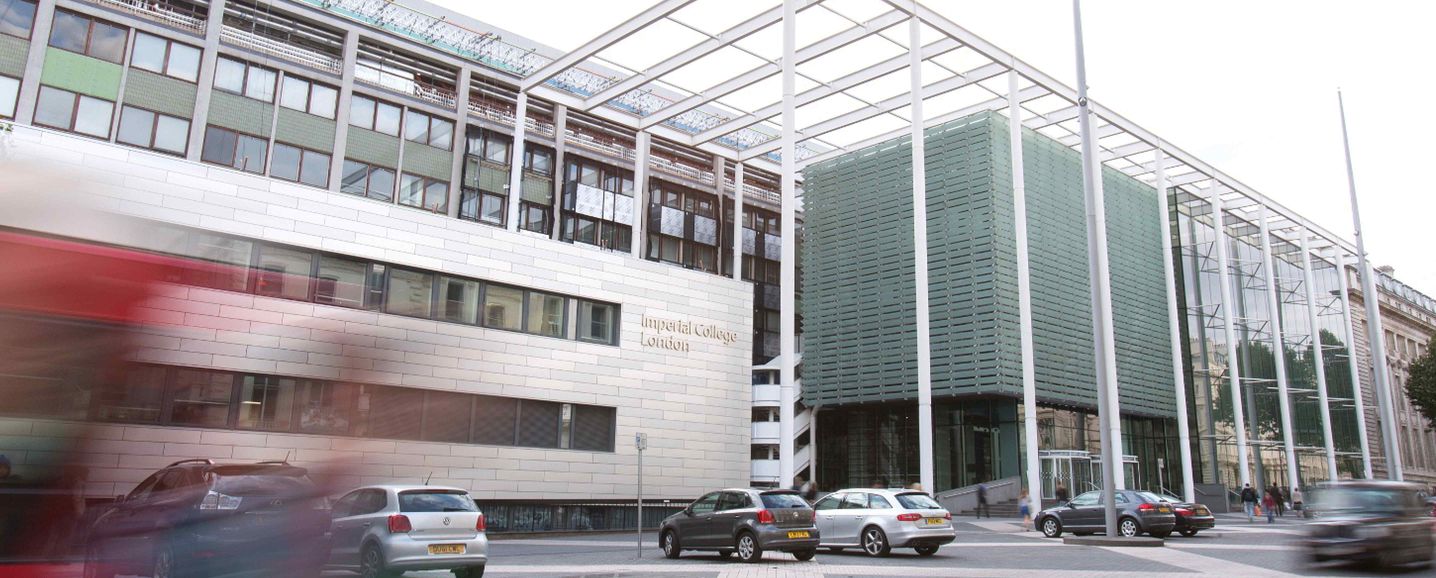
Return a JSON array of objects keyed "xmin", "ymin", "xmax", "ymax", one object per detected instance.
[
  {"xmin": 1311, "ymin": 256, "xmax": 1365, "ymax": 478},
  {"xmin": 1224, "ymin": 214, "xmax": 1287, "ymax": 493}
]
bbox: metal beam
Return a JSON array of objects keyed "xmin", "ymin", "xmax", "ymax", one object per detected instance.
[
  {"xmin": 1211, "ymin": 180, "xmax": 1253, "ymax": 490},
  {"xmin": 1010, "ymin": 69, "xmax": 1041, "ymax": 510},
  {"xmin": 910, "ymin": 12, "xmax": 936, "ymax": 498},
  {"xmin": 1334, "ymin": 249, "xmax": 1375, "ymax": 478},
  {"xmin": 1301, "ymin": 229, "xmax": 1340, "ymax": 481},
  {"xmin": 1155, "ymin": 146, "xmax": 1196, "ymax": 503},
  {"xmin": 1260, "ymin": 207, "xmax": 1301, "ymax": 495},
  {"xmin": 520, "ymin": 0, "xmax": 698, "ymax": 91},
  {"xmin": 777, "ymin": 0, "xmax": 798, "ymax": 490}
]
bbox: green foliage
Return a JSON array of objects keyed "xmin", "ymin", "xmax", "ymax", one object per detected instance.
[{"xmin": 1406, "ymin": 333, "xmax": 1436, "ymax": 425}]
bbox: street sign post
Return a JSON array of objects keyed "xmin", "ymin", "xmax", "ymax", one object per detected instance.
[{"xmin": 635, "ymin": 432, "xmax": 647, "ymax": 558}]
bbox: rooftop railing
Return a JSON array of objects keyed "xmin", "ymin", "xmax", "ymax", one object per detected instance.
[
  {"xmin": 86, "ymin": 0, "xmax": 206, "ymax": 34},
  {"xmin": 565, "ymin": 128, "xmax": 635, "ymax": 162},
  {"xmin": 221, "ymin": 25, "xmax": 342, "ymax": 74}
]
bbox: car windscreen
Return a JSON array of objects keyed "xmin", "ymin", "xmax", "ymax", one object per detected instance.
[
  {"xmin": 1134, "ymin": 491, "xmax": 1167, "ymax": 504},
  {"xmin": 1311, "ymin": 487, "xmax": 1417, "ymax": 516},
  {"xmin": 210, "ymin": 466, "xmax": 312, "ymax": 495},
  {"xmin": 894, "ymin": 493, "xmax": 942, "ymax": 510},
  {"xmin": 399, "ymin": 490, "xmax": 478, "ymax": 513},
  {"xmin": 760, "ymin": 492, "xmax": 809, "ymax": 509}
]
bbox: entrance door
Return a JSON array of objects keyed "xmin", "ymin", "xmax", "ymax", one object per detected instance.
[{"xmin": 1039, "ymin": 451, "xmax": 1091, "ymax": 501}]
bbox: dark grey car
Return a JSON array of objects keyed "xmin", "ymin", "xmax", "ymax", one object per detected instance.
[
  {"xmin": 659, "ymin": 488, "xmax": 819, "ymax": 563},
  {"xmin": 1035, "ymin": 489, "xmax": 1177, "ymax": 538},
  {"xmin": 1304, "ymin": 481, "xmax": 1435, "ymax": 569}
]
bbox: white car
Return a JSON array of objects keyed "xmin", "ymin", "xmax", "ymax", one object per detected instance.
[
  {"xmin": 325, "ymin": 484, "xmax": 487, "ymax": 578},
  {"xmin": 814, "ymin": 489, "xmax": 956, "ymax": 556}
]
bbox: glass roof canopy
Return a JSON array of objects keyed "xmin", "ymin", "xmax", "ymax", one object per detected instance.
[{"xmin": 306, "ymin": 0, "xmax": 1357, "ymax": 259}]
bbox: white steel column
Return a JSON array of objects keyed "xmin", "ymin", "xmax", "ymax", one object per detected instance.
[
  {"xmin": 1339, "ymin": 90, "xmax": 1401, "ymax": 480},
  {"xmin": 733, "ymin": 162, "xmax": 746, "ymax": 280},
  {"xmin": 1301, "ymin": 230, "xmax": 1340, "ymax": 480},
  {"xmin": 1155, "ymin": 147, "xmax": 1196, "ymax": 502},
  {"xmin": 1260, "ymin": 208, "xmax": 1301, "ymax": 492},
  {"xmin": 1092, "ymin": 148, "xmax": 1123, "ymax": 491},
  {"xmin": 1008, "ymin": 69, "xmax": 1039, "ymax": 507},
  {"xmin": 1211, "ymin": 182, "xmax": 1252, "ymax": 489},
  {"xmin": 777, "ymin": 0, "xmax": 798, "ymax": 489},
  {"xmin": 1335, "ymin": 250, "xmax": 1374, "ymax": 478},
  {"xmin": 1072, "ymin": 0, "xmax": 1117, "ymax": 533},
  {"xmin": 506, "ymin": 92, "xmax": 530, "ymax": 232},
  {"xmin": 632, "ymin": 132, "xmax": 652, "ymax": 258},
  {"xmin": 909, "ymin": 12, "xmax": 936, "ymax": 496}
]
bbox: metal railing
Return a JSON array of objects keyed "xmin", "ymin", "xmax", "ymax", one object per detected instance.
[
  {"xmin": 352, "ymin": 74, "xmax": 456, "ymax": 110},
  {"xmin": 220, "ymin": 26, "xmax": 342, "ymax": 75},
  {"xmin": 85, "ymin": 0, "xmax": 205, "ymax": 34},
  {"xmin": 564, "ymin": 128, "xmax": 634, "ymax": 162},
  {"xmin": 649, "ymin": 155, "xmax": 714, "ymax": 187}
]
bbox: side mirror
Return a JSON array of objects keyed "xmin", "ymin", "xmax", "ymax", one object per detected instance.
[
  {"xmin": 114, "ymin": 494, "xmax": 126, "ymax": 504},
  {"xmin": 1066, "ymin": 502, "xmax": 1077, "ymax": 509},
  {"xmin": 683, "ymin": 507, "xmax": 693, "ymax": 516}
]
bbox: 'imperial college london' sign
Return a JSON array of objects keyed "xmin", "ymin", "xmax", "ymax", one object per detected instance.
[{"xmin": 640, "ymin": 314, "xmax": 739, "ymax": 353}]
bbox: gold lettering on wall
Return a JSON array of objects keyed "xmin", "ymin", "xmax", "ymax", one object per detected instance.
[{"xmin": 639, "ymin": 314, "xmax": 739, "ymax": 353}]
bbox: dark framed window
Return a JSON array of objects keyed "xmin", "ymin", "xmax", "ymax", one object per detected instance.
[
  {"xmin": 130, "ymin": 31, "xmax": 200, "ymax": 82},
  {"xmin": 526, "ymin": 291, "xmax": 565, "ymax": 338},
  {"xmin": 92, "ymin": 364, "xmax": 167, "ymax": 423},
  {"xmin": 1, "ymin": 75, "xmax": 21, "ymax": 119},
  {"xmin": 363, "ymin": 385, "xmax": 422, "ymax": 440},
  {"xmin": 116, "ymin": 105, "xmax": 190, "ymax": 155},
  {"xmin": 398, "ymin": 173, "xmax": 448, "ymax": 213},
  {"xmin": 167, "ymin": 368, "xmax": 235, "ymax": 428},
  {"xmin": 0, "ymin": 0, "xmax": 36, "ymax": 39},
  {"xmin": 571, "ymin": 405, "xmax": 616, "ymax": 451},
  {"xmin": 384, "ymin": 268, "xmax": 433, "ymax": 318},
  {"xmin": 520, "ymin": 202, "xmax": 549, "ymax": 235},
  {"xmin": 562, "ymin": 215, "xmax": 630, "ymax": 252},
  {"xmin": 236, "ymin": 374, "xmax": 297, "ymax": 431},
  {"xmin": 483, "ymin": 284, "xmax": 523, "ymax": 331},
  {"xmin": 523, "ymin": 147, "xmax": 552, "ymax": 176},
  {"xmin": 255, "ymin": 245, "xmax": 315, "ymax": 301},
  {"xmin": 348, "ymin": 94, "xmax": 401, "ymax": 136},
  {"xmin": 340, "ymin": 159, "xmax": 396, "ymax": 201},
  {"xmin": 421, "ymin": 391, "xmax": 471, "ymax": 443},
  {"xmin": 296, "ymin": 380, "xmax": 357, "ymax": 435},
  {"xmin": 403, "ymin": 108, "xmax": 453, "ymax": 150},
  {"xmin": 48, "ymin": 10, "xmax": 126, "ymax": 63},
  {"xmin": 213, "ymin": 56, "xmax": 276, "ymax": 102},
  {"xmin": 201, "ymin": 125, "xmax": 268, "ymax": 173},
  {"xmin": 480, "ymin": 131, "xmax": 509, "ymax": 164},
  {"xmin": 471, "ymin": 396, "xmax": 517, "ymax": 446},
  {"xmin": 270, "ymin": 142, "xmax": 331, "ymax": 188},
  {"xmin": 578, "ymin": 300, "xmax": 617, "ymax": 345},
  {"xmin": 279, "ymin": 74, "xmax": 338, "ymax": 119},
  {"xmin": 517, "ymin": 400, "xmax": 559, "ymax": 448},
  {"xmin": 315, "ymin": 255, "xmax": 368, "ymax": 309},
  {"xmin": 33, "ymin": 86, "xmax": 113, "ymax": 138},
  {"xmin": 459, "ymin": 188, "xmax": 505, "ymax": 226},
  {"xmin": 437, "ymin": 276, "xmax": 480, "ymax": 324}
]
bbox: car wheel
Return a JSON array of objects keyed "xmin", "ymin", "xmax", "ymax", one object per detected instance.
[
  {"xmin": 1178, "ymin": 529, "xmax": 1197, "ymax": 537},
  {"xmin": 860, "ymin": 526, "xmax": 891, "ymax": 557},
  {"xmin": 718, "ymin": 549, "xmax": 733, "ymax": 559},
  {"xmin": 1118, "ymin": 517, "xmax": 1140, "ymax": 538},
  {"xmin": 736, "ymin": 531, "xmax": 763, "ymax": 563},
  {"xmin": 1041, "ymin": 517, "xmax": 1063, "ymax": 538},
  {"xmin": 153, "ymin": 544, "xmax": 188, "ymax": 578},
  {"xmin": 915, "ymin": 545, "xmax": 940, "ymax": 556},
  {"xmin": 792, "ymin": 549, "xmax": 816, "ymax": 562},
  {"xmin": 661, "ymin": 530, "xmax": 681, "ymax": 559},
  {"xmin": 360, "ymin": 544, "xmax": 397, "ymax": 578}
]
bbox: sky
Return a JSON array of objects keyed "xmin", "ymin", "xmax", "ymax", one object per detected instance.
[{"xmin": 432, "ymin": 0, "xmax": 1435, "ymax": 295}]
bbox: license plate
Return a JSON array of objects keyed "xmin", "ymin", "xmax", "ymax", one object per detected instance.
[
  {"xmin": 1157, "ymin": 507, "xmax": 1170, "ymax": 513},
  {"xmin": 428, "ymin": 544, "xmax": 465, "ymax": 555},
  {"xmin": 1195, "ymin": 508, "xmax": 1208, "ymax": 515},
  {"xmin": 925, "ymin": 518, "xmax": 946, "ymax": 526},
  {"xmin": 786, "ymin": 531, "xmax": 810, "ymax": 539}
]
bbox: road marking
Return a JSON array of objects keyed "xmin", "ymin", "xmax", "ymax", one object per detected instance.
[
  {"xmin": 1169, "ymin": 543, "xmax": 1297, "ymax": 552},
  {"xmin": 1104, "ymin": 545, "xmax": 1300, "ymax": 577}
]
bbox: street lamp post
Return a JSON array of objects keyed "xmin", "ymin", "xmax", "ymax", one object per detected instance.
[{"xmin": 636, "ymin": 432, "xmax": 647, "ymax": 558}]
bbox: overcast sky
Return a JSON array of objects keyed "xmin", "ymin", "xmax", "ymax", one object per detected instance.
[{"xmin": 434, "ymin": 0, "xmax": 1435, "ymax": 295}]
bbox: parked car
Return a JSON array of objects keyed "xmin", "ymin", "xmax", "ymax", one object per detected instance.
[
  {"xmin": 83, "ymin": 459, "xmax": 331, "ymax": 578},
  {"xmin": 659, "ymin": 488, "xmax": 819, "ymax": 563},
  {"xmin": 1035, "ymin": 489, "xmax": 1176, "ymax": 538},
  {"xmin": 1153, "ymin": 493, "xmax": 1215, "ymax": 537},
  {"xmin": 324, "ymin": 484, "xmax": 487, "ymax": 578},
  {"xmin": 1304, "ymin": 480, "xmax": 1434, "ymax": 569},
  {"xmin": 812, "ymin": 489, "xmax": 954, "ymax": 557}
]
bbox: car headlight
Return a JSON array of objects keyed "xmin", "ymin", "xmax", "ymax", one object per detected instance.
[{"xmin": 1353, "ymin": 526, "xmax": 1391, "ymax": 539}]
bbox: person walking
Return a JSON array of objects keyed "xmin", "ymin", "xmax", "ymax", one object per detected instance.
[
  {"xmin": 1054, "ymin": 483, "xmax": 1070, "ymax": 504},
  {"xmin": 1292, "ymin": 486, "xmax": 1304, "ymax": 512},
  {"xmin": 976, "ymin": 483, "xmax": 990, "ymax": 519},
  {"xmin": 1262, "ymin": 490, "xmax": 1277, "ymax": 524},
  {"xmin": 1018, "ymin": 489, "xmax": 1032, "ymax": 531},
  {"xmin": 1240, "ymin": 483, "xmax": 1258, "ymax": 522}
]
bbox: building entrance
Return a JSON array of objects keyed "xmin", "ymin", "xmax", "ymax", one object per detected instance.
[{"xmin": 1039, "ymin": 450, "xmax": 1142, "ymax": 497}]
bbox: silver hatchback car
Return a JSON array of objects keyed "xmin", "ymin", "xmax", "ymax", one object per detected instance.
[
  {"xmin": 814, "ymin": 489, "xmax": 956, "ymax": 557},
  {"xmin": 325, "ymin": 485, "xmax": 488, "ymax": 578}
]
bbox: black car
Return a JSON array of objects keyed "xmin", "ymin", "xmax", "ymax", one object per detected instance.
[
  {"xmin": 1161, "ymin": 497, "xmax": 1216, "ymax": 537},
  {"xmin": 83, "ymin": 459, "xmax": 330, "ymax": 578},
  {"xmin": 1036, "ymin": 489, "xmax": 1177, "ymax": 538},
  {"xmin": 1304, "ymin": 480, "xmax": 1434, "ymax": 569},
  {"xmin": 659, "ymin": 488, "xmax": 819, "ymax": 563}
]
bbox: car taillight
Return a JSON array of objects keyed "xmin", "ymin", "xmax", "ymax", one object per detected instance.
[
  {"xmin": 388, "ymin": 514, "xmax": 412, "ymax": 533},
  {"xmin": 896, "ymin": 513, "xmax": 922, "ymax": 522},
  {"xmin": 1175, "ymin": 508, "xmax": 1192, "ymax": 516},
  {"xmin": 811, "ymin": 510, "xmax": 817, "ymax": 523},
  {"xmin": 476, "ymin": 514, "xmax": 486, "ymax": 532},
  {"xmin": 1137, "ymin": 503, "xmax": 1155, "ymax": 512},
  {"xmin": 757, "ymin": 509, "xmax": 775, "ymax": 524},
  {"xmin": 944, "ymin": 512, "xmax": 952, "ymax": 520},
  {"xmin": 198, "ymin": 490, "xmax": 242, "ymax": 510}
]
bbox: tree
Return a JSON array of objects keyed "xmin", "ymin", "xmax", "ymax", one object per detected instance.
[{"xmin": 1405, "ymin": 333, "xmax": 1436, "ymax": 425}]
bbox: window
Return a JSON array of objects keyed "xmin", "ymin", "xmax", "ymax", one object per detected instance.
[
  {"xmin": 270, "ymin": 143, "xmax": 330, "ymax": 188},
  {"xmin": 868, "ymin": 494, "xmax": 893, "ymax": 509},
  {"xmin": 814, "ymin": 494, "xmax": 842, "ymax": 511},
  {"xmin": 33, "ymin": 86, "xmax": 113, "ymax": 138},
  {"xmin": 130, "ymin": 32, "xmax": 200, "ymax": 82},
  {"xmin": 517, "ymin": 399, "xmax": 560, "ymax": 448},
  {"xmin": 571, "ymin": 404, "xmax": 615, "ymax": 451},
  {"xmin": 180, "ymin": 231, "xmax": 252, "ymax": 292},
  {"xmin": 716, "ymin": 491, "xmax": 750, "ymax": 512},
  {"xmin": 0, "ymin": 0, "xmax": 36, "ymax": 39},
  {"xmin": 0, "ymin": 75, "xmax": 19, "ymax": 118},
  {"xmin": 349, "ymin": 94, "xmax": 401, "ymax": 136},
  {"xmin": 894, "ymin": 493, "xmax": 942, "ymax": 510},
  {"xmin": 481, "ymin": 133, "xmax": 509, "ymax": 164},
  {"xmin": 578, "ymin": 301, "xmax": 616, "ymax": 344},
  {"xmin": 168, "ymin": 369, "xmax": 235, "ymax": 427},
  {"xmin": 236, "ymin": 375, "xmax": 296, "ymax": 431},
  {"xmin": 279, "ymin": 75, "xmax": 337, "ymax": 119},
  {"xmin": 438, "ymin": 277, "xmax": 480, "ymax": 324},
  {"xmin": 471, "ymin": 396, "xmax": 517, "ymax": 446},
  {"xmin": 841, "ymin": 493, "xmax": 867, "ymax": 509},
  {"xmin": 1069, "ymin": 492, "xmax": 1099, "ymax": 507},
  {"xmin": 690, "ymin": 492, "xmax": 721, "ymax": 515},
  {"xmin": 116, "ymin": 106, "xmax": 189, "ymax": 155},
  {"xmin": 385, "ymin": 268, "xmax": 434, "ymax": 318},
  {"xmin": 524, "ymin": 147, "xmax": 552, "ymax": 176},
  {"xmin": 49, "ymin": 10, "xmax": 126, "ymax": 63},
  {"xmin": 296, "ymin": 380, "xmax": 355, "ymax": 435},
  {"xmin": 213, "ymin": 57, "xmax": 276, "ymax": 102},
  {"xmin": 315, "ymin": 255, "xmax": 368, "ymax": 309},
  {"xmin": 398, "ymin": 173, "xmax": 448, "ymax": 213},
  {"xmin": 363, "ymin": 385, "xmax": 422, "ymax": 440},
  {"xmin": 403, "ymin": 109, "xmax": 453, "ymax": 150},
  {"xmin": 201, "ymin": 126, "xmax": 268, "ymax": 173},
  {"xmin": 483, "ymin": 284, "xmax": 524, "ymax": 331},
  {"xmin": 527, "ymin": 291, "xmax": 565, "ymax": 338},
  {"xmin": 92, "ymin": 364, "xmax": 166, "ymax": 423},
  {"xmin": 520, "ymin": 204, "xmax": 549, "ymax": 235},
  {"xmin": 420, "ymin": 391, "xmax": 470, "ymax": 443},
  {"xmin": 340, "ymin": 159, "xmax": 395, "ymax": 201},
  {"xmin": 399, "ymin": 490, "xmax": 477, "ymax": 513},
  {"xmin": 255, "ymin": 245, "xmax": 314, "ymax": 301}
]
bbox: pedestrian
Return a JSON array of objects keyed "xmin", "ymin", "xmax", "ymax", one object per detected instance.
[
  {"xmin": 976, "ymin": 483, "xmax": 989, "ymax": 519},
  {"xmin": 1272, "ymin": 484, "xmax": 1286, "ymax": 517},
  {"xmin": 1054, "ymin": 483, "xmax": 1070, "ymax": 504},
  {"xmin": 791, "ymin": 475, "xmax": 805, "ymax": 493},
  {"xmin": 1018, "ymin": 489, "xmax": 1032, "ymax": 531},
  {"xmin": 1240, "ymin": 483, "xmax": 1258, "ymax": 522},
  {"xmin": 1262, "ymin": 490, "xmax": 1276, "ymax": 524},
  {"xmin": 909, "ymin": 482, "xmax": 925, "ymax": 494},
  {"xmin": 1292, "ymin": 486, "xmax": 1304, "ymax": 512},
  {"xmin": 800, "ymin": 479, "xmax": 817, "ymax": 503}
]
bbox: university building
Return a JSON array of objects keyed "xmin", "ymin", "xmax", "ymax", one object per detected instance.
[{"xmin": 0, "ymin": 0, "xmax": 1429, "ymax": 528}]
